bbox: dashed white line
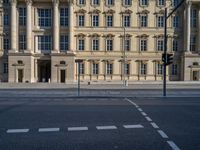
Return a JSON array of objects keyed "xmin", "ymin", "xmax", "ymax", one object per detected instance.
[
  {"xmin": 138, "ymin": 108, "xmax": 143, "ymax": 112},
  {"xmin": 123, "ymin": 124, "xmax": 144, "ymax": 129},
  {"xmin": 38, "ymin": 128, "xmax": 60, "ymax": 132},
  {"xmin": 68, "ymin": 127, "xmax": 88, "ymax": 131},
  {"xmin": 96, "ymin": 126, "xmax": 117, "ymax": 130},
  {"xmin": 157, "ymin": 130, "xmax": 169, "ymax": 139},
  {"xmin": 150, "ymin": 122, "xmax": 159, "ymax": 129},
  {"xmin": 141, "ymin": 112, "xmax": 147, "ymax": 116},
  {"xmin": 167, "ymin": 141, "xmax": 181, "ymax": 150},
  {"xmin": 145, "ymin": 116, "xmax": 152, "ymax": 122},
  {"xmin": 7, "ymin": 129, "xmax": 29, "ymax": 133}
]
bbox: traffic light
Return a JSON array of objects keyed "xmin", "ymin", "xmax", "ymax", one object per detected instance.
[{"xmin": 162, "ymin": 53, "xmax": 173, "ymax": 65}]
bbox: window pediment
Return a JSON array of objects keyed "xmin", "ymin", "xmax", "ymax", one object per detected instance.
[
  {"xmin": 137, "ymin": 9, "xmax": 150, "ymax": 14},
  {"xmin": 102, "ymin": 33, "xmax": 115, "ymax": 38},
  {"xmin": 136, "ymin": 34, "xmax": 149, "ymax": 38},
  {"xmin": 103, "ymin": 9, "xmax": 115, "ymax": 14},
  {"xmin": 88, "ymin": 33, "xmax": 101, "ymax": 37},
  {"xmin": 88, "ymin": 9, "xmax": 101, "ymax": 14},
  {"xmin": 120, "ymin": 9, "xmax": 133, "ymax": 14},
  {"xmin": 154, "ymin": 9, "xmax": 165, "ymax": 15},
  {"xmin": 75, "ymin": 9, "xmax": 87, "ymax": 14},
  {"xmin": 75, "ymin": 33, "xmax": 86, "ymax": 37}
]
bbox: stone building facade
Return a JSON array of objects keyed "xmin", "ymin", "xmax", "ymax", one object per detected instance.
[{"xmin": 0, "ymin": 0, "xmax": 199, "ymax": 83}]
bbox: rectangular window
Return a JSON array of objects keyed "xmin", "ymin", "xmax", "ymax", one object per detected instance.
[
  {"xmin": 93, "ymin": 63, "xmax": 99, "ymax": 74},
  {"xmin": 157, "ymin": 0, "xmax": 165, "ymax": 6},
  {"xmin": 92, "ymin": 38, "xmax": 99, "ymax": 51},
  {"xmin": 140, "ymin": 39, "xmax": 147, "ymax": 51},
  {"xmin": 78, "ymin": 38, "xmax": 85, "ymax": 51},
  {"xmin": 140, "ymin": 0, "xmax": 148, "ymax": 6},
  {"xmin": 172, "ymin": 0, "xmax": 179, "ymax": 7},
  {"xmin": 3, "ymin": 37, "xmax": 9, "ymax": 50},
  {"xmin": 191, "ymin": 9, "xmax": 197, "ymax": 28},
  {"xmin": 107, "ymin": 0, "xmax": 114, "ymax": 6},
  {"xmin": 92, "ymin": 0, "xmax": 99, "ymax": 5},
  {"xmin": 157, "ymin": 39, "xmax": 164, "ymax": 51},
  {"xmin": 123, "ymin": 15, "xmax": 130, "ymax": 27},
  {"xmin": 125, "ymin": 63, "xmax": 130, "ymax": 75},
  {"xmin": 38, "ymin": 35, "xmax": 52, "ymax": 52},
  {"xmin": 124, "ymin": 0, "xmax": 131, "ymax": 6},
  {"xmin": 19, "ymin": 35, "xmax": 26, "ymax": 51},
  {"xmin": 92, "ymin": 15, "xmax": 99, "ymax": 27},
  {"xmin": 106, "ymin": 15, "xmax": 113, "ymax": 27},
  {"xmin": 19, "ymin": 7, "xmax": 26, "ymax": 26},
  {"xmin": 157, "ymin": 16, "xmax": 164, "ymax": 27},
  {"xmin": 106, "ymin": 39, "xmax": 113, "ymax": 51},
  {"xmin": 60, "ymin": 8, "xmax": 68, "ymax": 26},
  {"xmin": 78, "ymin": 15, "xmax": 84, "ymax": 26},
  {"xmin": 190, "ymin": 36, "xmax": 196, "ymax": 52},
  {"xmin": 3, "ymin": 0, "xmax": 9, "ymax": 4},
  {"xmin": 140, "ymin": 15, "xmax": 148, "ymax": 27},
  {"xmin": 124, "ymin": 38, "xmax": 130, "ymax": 51},
  {"xmin": 106, "ymin": 63, "xmax": 113, "ymax": 75},
  {"xmin": 157, "ymin": 63, "xmax": 163, "ymax": 75},
  {"xmin": 79, "ymin": 0, "xmax": 85, "ymax": 5},
  {"xmin": 38, "ymin": 9, "xmax": 52, "ymax": 27},
  {"xmin": 3, "ymin": 14, "xmax": 9, "ymax": 26},
  {"xmin": 173, "ymin": 16, "xmax": 179, "ymax": 28},
  {"xmin": 60, "ymin": 35, "xmax": 68, "ymax": 52},
  {"xmin": 172, "ymin": 64, "xmax": 178, "ymax": 75},
  {"xmin": 140, "ymin": 63, "xmax": 147, "ymax": 75},
  {"xmin": 172, "ymin": 39, "xmax": 178, "ymax": 52},
  {"xmin": 79, "ymin": 63, "xmax": 84, "ymax": 74},
  {"xmin": 3, "ymin": 63, "xmax": 8, "ymax": 74}
]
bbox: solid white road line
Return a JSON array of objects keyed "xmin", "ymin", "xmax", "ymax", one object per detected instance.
[
  {"xmin": 68, "ymin": 127, "xmax": 88, "ymax": 131},
  {"xmin": 145, "ymin": 116, "xmax": 152, "ymax": 122},
  {"xmin": 123, "ymin": 124, "xmax": 144, "ymax": 129},
  {"xmin": 38, "ymin": 128, "xmax": 60, "ymax": 132},
  {"xmin": 141, "ymin": 112, "xmax": 147, "ymax": 116},
  {"xmin": 157, "ymin": 130, "xmax": 169, "ymax": 139},
  {"xmin": 167, "ymin": 141, "xmax": 181, "ymax": 150},
  {"xmin": 96, "ymin": 126, "xmax": 117, "ymax": 130},
  {"xmin": 7, "ymin": 129, "xmax": 29, "ymax": 133},
  {"xmin": 150, "ymin": 122, "xmax": 159, "ymax": 129},
  {"xmin": 138, "ymin": 108, "xmax": 143, "ymax": 112}
]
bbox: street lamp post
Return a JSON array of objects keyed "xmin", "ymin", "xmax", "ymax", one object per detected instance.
[{"xmin": 75, "ymin": 59, "xmax": 83, "ymax": 97}]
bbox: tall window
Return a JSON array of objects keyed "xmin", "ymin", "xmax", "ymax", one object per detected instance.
[
  {"xmin": 3, "ymin": 63, "xmax": 8, "ymax": 74},
  {"xmin": 92, "ymin": 0, "xmax": 99, "ymax": 5},
  {"xmin": 19, "ymin": 7, "xmax": 26, "ymax": 26},
  {"xmin": 38, "ymin": 9, "xmax": 52, "ymax": 27},
  {"xmin": 38, "ymin": 35, "xmax": 52, "ymax": 52},
  {"xmin": 92, "ymin": 15, "xmax": 99, "ymax": 27},
  {"xmin": 140, "ymin": 0, "xmax": 148, "ymax": 6},
  {"xmin": 172, "ymin": 39, "xmax": 178, "ymax": 52},
  {"xmin": 93, "ymin": 63, "xmax": 99, "ymax": 74},
  {"xmin": 3, "ymin": 13, "xmax": 9, "ymax": 26},
  {"xmin": 191, "ymin": 9, "xmax": 197, "ymax": 28},
  {"xmin": 190, "ymin": 36, "xmax": 196, "ymax": 52},
  {"xmin": 123, "ymin": 15, "xmax": 130, "ymax": 27},
  {"xmin": 78, "ymin": 15, "xmax": 85, "ymax": 26},
  {"xmin": 157, "ymin": 63, "xmax": 163, "ymax": 75},
  {"xmin": 106, "ymin": 63, "xmax": 113, "ymax": 75},
  {"xmin": 157, "ymin": 0, "xmax": 165, "ymax": 6},
  {"xmin": 173, "ymin": 16, "xmax": 179, "ymax": 28},
  {"xmin": 60, "ymin": 8, "xmax": 68, "ymax": 26},
  {"xmin": 157, "ymin": 39, "xmax": 164, "ymax": 51},
  {"xmin": 92, "ymin": 38, "xmax": 99, "ymax": 51},
  {"xmin": 107, "ymin": 0, "xmax": 114, "ymax": 6},
  {"xmin": 3, "ymin": 0, "xmax": 9, "ymax": 4},
  {"xmin": 172, "ymin": 64, "xmax": 178, "ymax": 75},
  {"xmin": 172, "ymin": 0, "xmax": 179, "ymax": 7},
  {"xmin": 78, "ymin": 0, "xmax": 85, "ymax": 5},
  {"xmin": 106, "ymin": 38, "xmax": 113, "ymax": 51},
  {"xmin": 125, "ymin": 63, "xmax": 130, "ymax": 75},
  {"xmin": 106, "ymin": 15, "xmax": 113, "ymax": 27},
  {"xmin": 124, "ymin": 38, "xmax": 130, "ymax": 51},
  {"xmin": 140, "ymin": 63, "xmax": 147, "ymax": 75},
  {"xmin": 140, "ymin": 39, "xmax": 147, "ymax": 51},
  {"xmin": 157, "ymin": 15, "xmax": 164, "ymax": 27},
  {"xmin": 19, "ymin": 35, "xmax": 26, "ymax": 51},
  {"xmin": 78, "ymin": 38, "xmax": 85, "ymax": 51},
  {"xmin": 79, "ymin": 63, "xmax": 84, "ymax": 74},
  {"xmin": 140, "ymin": 15, "xmax": 148, "ymax": 27},
  {"xmin": 3, "ymin": 37, "xmax": 9, "ymax": 50},
  {"xmin": 60, "ymin": 35, "xmax": 68, "ymax": 51},
  {"xmin": 124, "ymin": 0, "xmax": 132, "ymax": 6}
]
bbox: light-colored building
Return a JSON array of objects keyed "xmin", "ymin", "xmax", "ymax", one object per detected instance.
[{"xmin": 0, "ymin": 0, "xmax": 199, "ymax": 83}]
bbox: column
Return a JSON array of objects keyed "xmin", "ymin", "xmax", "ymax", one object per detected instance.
[
  {"xmin": 198, "ymin": 9, "xmax": 200, "ymax": 53},
  {"xmin": 186, "ymin": 2, "xmax": 191, "ymax": 52},
  {"xmin": 53, "ymin": 0, "xmax": 59, "ymax": 52},
  {"xmin": 69, "ymin": 1, "xmax": 74, "ymax": 51},
  {"xmin": 34, "ymin": 59, "xmax": 38, "ymax": 82},
  {"xmin": 10, "ymin": 0, "xmax": 17, "ymax": 52},
  {"xmin": 26, "ymin": 0, "xmax": 32, "ymax": 52}
]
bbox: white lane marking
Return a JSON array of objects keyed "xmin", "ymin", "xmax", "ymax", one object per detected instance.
[
  {"xmin": 123, "ymin": 124, "xmax": 144, "ymax": 129},
  {"xmin": 68, "ymin": 127, "xmax": 88, "ymax": 131},
  {"xmin": 157, "ymin": 130, "xmax": 169, "ymax": 139},
  {"xmin": 145, "ymin": 116, "xmax": 152, "ymax": 122},
  {"xmin": 138, "ymin": 108, "xmax": 143, "ymax": 112},
  {"xmin": 7, "ymin": 129, "xmax": 29, "ymax": 133},
  {"xmin": 38, "ymin": 128, "xmax": 60, "ymax": 132},
  {"xmin": 125, "ymin": 98, "xmax": 137, "ymax": 106},
  {"xmin": 150, "ymin": 122, "xmax": 159, "ymax": 129},
  {"xmin": 167, "ymin": 141, "xmax": 181, "ymax": 150},
  {"xmin": 141, "ymin": 112, "xmax": 147, "ymax": 116},
  {"xmin": 96, "ymin": 126, "xmax": 117, "ymax": 130}
]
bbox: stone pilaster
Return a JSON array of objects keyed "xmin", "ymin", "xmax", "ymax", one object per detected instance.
[
  {"xmin": 52, "ymin": 0, "xmax": 59, "ymax": 52},
  {"xmin": 69, "ymin": 1, "xmax": 74, "ymax": 51},
  {"xmin": 186, "ymin": 1, "xmax": 192, "ymax": 52},
  {"xmin": 26, "ymin": 0, "xmax": 32, "ymax": 53},
  {"xmin": 10, "ymin": 0, "xmax": 17, "ymax": 52}
]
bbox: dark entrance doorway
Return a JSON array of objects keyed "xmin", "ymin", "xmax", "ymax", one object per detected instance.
[
  {"xmin": 193, "ymin": 71, "xmax": 199, "ymax": 81},
  {"xmin": 60, "ymin": 70, "xmax": 66, "ymax": 83},
  {"xmin": 18, "ymin": 69, "xmax": 23, "ymax": 83},
  {"xmin": 38, "ymin": 60, "xmax": 51, "ymax": 82}
]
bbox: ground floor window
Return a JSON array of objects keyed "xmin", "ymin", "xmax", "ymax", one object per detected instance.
[{"xmin": 3, "ymin": 63, "xmax": 8, "ymax": 74}]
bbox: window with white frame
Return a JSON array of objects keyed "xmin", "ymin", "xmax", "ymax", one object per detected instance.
[
  {"xmin": 191, "ymin": 9, "xmax": 197, "ymax": 28},
  {"xmin": 106, "ymin": 63, "xmax": 113, "ymax": 75},
  {"xmin": 172, "ymin": 39, "xmax": 178, "ymax": 51},
  {"xmin": 107, "ymin": 0, "xmax": 114, "ymax": 6},
  {"xmin": 106, "ymin": 15, "xmax": 113, "ymax": 27},
  {"xmin": 92, "ymin": 0, "xmax": 99, "ymax": 5},
  {"xmin": 140, "ymin": 15, "xmax": 148, "ymax": 27},
  {"xmin": 172, "ymin": 64, "xmax": 178, "ymax": 75},
  {"xmin": 92, "ymin": 63, "xmax": 99, "ymax": 74},
  {"xmin": 60, "ymin": 35, "xmax": 68, "ymax": 51},
  {"xmin": 125, "ymin": 63, "xmax": 130, "ymax": 75},
  {"xmin": 38, "ymin": 9, "xmax": 52, "ymax": 27},
  {"xmin": 124, "ymin": 38, "xmax": 130, "ymax": 51},
  {"xmin": 79, "ymin": 63, "xmax": 84, "ymax": 74},
  {"xmin": 173, "ymin": 16, "xmax": 179, "ymax": 28},
  {"xmin": 19, "ymin": 7, "xmax": 26, "ymax": 26},
  {"xmin": 78, "ymin": 38, "xmax": 85, "ymax": 51},
  {"xmin": 78, "ymin": 0, "xmax": 85, "ymax": 5},
  {"xmin": 190, "ymin": 36, "xmax": 196, "ymax": 52},
  {"xmin": 123, "ymin": 15, "xmax": 130, "ymax": 27},
  {"xmin": 3, "ymin": 37, "xmax": 9, "ymax": 50},
  {"xmin": 3, "ymin": 13, "xmax": 9, "ymax": 26},
  {"xmin": 38, "ymin": 35, "xmax": 52, "ymax": 52},
  {"xmin": 157, "ymin": 38, "xmax": 164, "ymax": 51},
  {"xmin": 157, "ymin": 0, "xmax": 165, "ymax": 6},
  {"xmin": 124, "ymin": 0, "xmax": 132, "ymax": 6},
  {"xmin": 92, "ymin": 38, "xmax": 99, "ymax": 51},
  {"xmin": 140, "ymin": 0, "xmax": 148, "ymax": 6},
  {"xmin": 140, "ymin": 38, "xmax": 147, "ymax": 51},
  {"xmin": 157, "ymin": 63, "xmax": 163, "ymax": 75},
  {"xmin": 92, "ymin": 14, "xmax": 99, "ymax": 27},
  {"xmin": 140, "ymin": 62, "xmax": 147, "ymax": 75},
  {"xmin": 78, "ymin": 15, "xmax": 85, "ymax": 26},
  {"xmin": 157, "ymin": 15, "xmax": 164, "ymax": 27},
  {"xmin": 19, "ymin": 35, "xmax": 26, "ymax": 51},
  {"xmin": 106, "ymin": 38, "xmax": 113, "ymax": 51},
  {"xmin": 3, "ymin": 63, "xmax": 8, "ymax": 74},
  {"xmin": 60, "ymin": 8, "xmax": 68, "ymax": 26}
]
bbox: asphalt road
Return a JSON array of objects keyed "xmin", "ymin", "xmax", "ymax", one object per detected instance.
[{"xmin": 0, "ymin": 96, "xmax": 199, "ymax": 150}]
